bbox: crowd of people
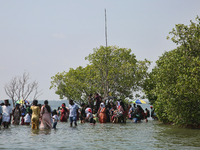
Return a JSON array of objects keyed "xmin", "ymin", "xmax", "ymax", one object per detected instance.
[{"xmin": 0, "ymin": 94, "xmax": 155, "ymax": 129}]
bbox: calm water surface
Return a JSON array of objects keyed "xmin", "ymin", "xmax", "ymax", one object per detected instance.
[{"xmin": 0, "ymin": 120, "xmax": 200, "ymax": 150}]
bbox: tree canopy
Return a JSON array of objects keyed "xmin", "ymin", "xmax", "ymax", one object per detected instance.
[
  {"xmin": 50, "ymin": 46, "xmax": 150, "ymax": 105},
  {"xmin": 144, "ymin": 16, "xmax": 200, "ymax": 127}
]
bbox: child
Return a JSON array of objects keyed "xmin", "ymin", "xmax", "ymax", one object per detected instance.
[
  {"xmin": 85, "ymin": 108, "xmax": 95, "ymax": 125},
  {"xmin": 92, "ymin": 109, "xmax": 98, "ymax": 124},
  {"xmin": 52, "ymin": 109, "xmax": 59, "ymax": 129},
  {"xmin": 21, "ymin": 113, "xmax": 25, "ymax": 125},
  {"xmin": 24, "ymin": 112, "xmax": 31, "ymax": 125}
]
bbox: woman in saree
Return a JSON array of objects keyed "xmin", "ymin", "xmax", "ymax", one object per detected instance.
[
  {"xmin": 12, "ymin": 103, "xmax": 21, "ymax": 125},
  {"xmin": 30, "ymin": 100, "xmax": 40, "ymax": 129},
  {"xmin": 60, "ymin": 103, "xmax": 68, "ymax": 122},
  {"xmin": 98, "ymin": 102, "xmax": 107, "ymax": 123},
  {"xmin": 40, "ymin": 100, "xmax": 52, "ymax": 129}
]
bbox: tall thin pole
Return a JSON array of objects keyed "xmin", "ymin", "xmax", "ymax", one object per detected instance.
[
  {"xmin": 104, "ymin": 9, "xmax": 108, "ymax": 97},
  {"xmin": 105, "ymin": 9, "xmax": 107, "ymax": 47}
]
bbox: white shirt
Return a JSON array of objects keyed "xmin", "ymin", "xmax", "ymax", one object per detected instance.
[
  {"xmin": 2, "ymin": 105, "xmax": 12, "ymax": 117},
  {"xmin": 69, "ymin": 104, "xmax": 79, "ymax": 117},
  {"xmin": 24, "ymin": 113, "xmax": 31, "ymax": 123},
  {"xmin": 53, "ymin": 115, "xmax": 59, "ymax": 123},
  {"xmin": 86, "ymin": 112, "xmax": 93, "ymax": 119}
]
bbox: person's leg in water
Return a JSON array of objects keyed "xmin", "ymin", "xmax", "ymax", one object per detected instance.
[
  {"xmin": 70, "ymin": 117, "xmax": 72, "ymax": 127},
  {"xmin": 93, "ymin": 119, "xmax": 96, "ymax": 125},
  {"xmin": 3, "ymin": 122, "xmax": 8, "ymax": 128},
  {"xmin": 132, "ymin": 118, "xmax": 138, "ymax": 123},
  {"xmin": 74, "ymin": 117, "xmax": 77, "ymax": 126}
]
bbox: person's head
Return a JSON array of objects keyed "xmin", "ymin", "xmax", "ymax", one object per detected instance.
[
  {"xmin": 133, "ymin": 103, "xmax": 136, "ymax": 107},
  {"xmin": 44, "ymin": 100, "xmax": 48, "ymax": 105},
  {"xmin": 62, "ymin": 103, "xmax": 66, "ymax": 108},
  {"xmin": 120, "ymin": 101, "xmax": 124, "ymax": 107},
  {"xmin": 100, "ymin": 102, "xmax": 105, "ymax": 109},
  {"xmin": 96, "ymin": 93, "xmax": 99, "ymax": 96},
  {"xmin": 21, "ymin": 113, "xmax": 25, "ymax": 117},
  {"xmin": 38, "ymin": 104, "xmax": 41, "ymax": 108},
  {"xmin": 16, "ymin": 103, "xmax": 20, "ymax": 108},
  {"xmin": 53, "ymin": 109, "xmax": 57, "ymax": 115},
  {"xmin": 44, "ymin": 100, "xmax": 51, "ymax": 113},
  {"xmin": 69, "ymin": 99, "xmax": 74, "ymax": 105},
  {"xmin": 33, "ymin": 100, "xmax": 38, "ymax": 106},
  {"xmin": 81, "ymin": 103, "xmax": 85, "ymax": 108},
  {"xmin": 4, "ymin": 99, "xmax": 9, "ymax": 106},
  {"xmin": 150, "ymin": 106, "xmax": 153, "ymax": 109},
  {"xmin": 89, "ymin": 94, "xmax": 92, "ymax": 97}
]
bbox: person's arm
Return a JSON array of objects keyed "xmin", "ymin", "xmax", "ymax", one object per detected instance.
[
  {"xmin": 9, "ymin": 106, "xmax": 12, "ymax": 115},
  {"xmin": 85, "ymin": 113, "xmax": 89, "ymax": 120},
  {"xmin": 40, "ymin": 106, "xmax": 44, "ymax": 118},
  {"xmin": 76, "ymin": 106, "xmax": 79, "ymax": 115}
]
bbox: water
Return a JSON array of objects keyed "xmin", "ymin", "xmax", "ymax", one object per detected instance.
[{"xmin": 1, "ymin": 120, "xmax": 200, "ymax": 149}]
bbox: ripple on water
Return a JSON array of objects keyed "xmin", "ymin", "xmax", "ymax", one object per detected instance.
[{"xmin": 0, "ymin": 121, "xmax": 200, "ymax": 149}]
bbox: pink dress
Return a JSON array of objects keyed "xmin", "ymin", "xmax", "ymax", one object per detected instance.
[{"xmin": 40, "ymin": 106, "xmax": 52, "ymax": 129}]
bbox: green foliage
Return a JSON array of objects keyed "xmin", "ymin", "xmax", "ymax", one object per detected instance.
[
  {"xmin": 50, "ymin": 46, "xmax": 150, "ymax": 104},
  {"xmin": 50, "ymin": 65, "xmax": 98, "ymax": 105},
  {"xmin": 142, "ymin": 69, "xmax": 158, "ymax": 105},
  {"xmin": 149, "ymin": 16, "xmax": 200, "ymax": 127}
]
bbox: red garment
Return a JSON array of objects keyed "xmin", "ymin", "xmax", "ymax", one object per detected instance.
[
  {"xmin": 21, "ymin": 117, "xmax": 24, "ymax": 125},
  {"xmin": 98, "ymin": 107, "xmax": 107, "ymax": 123},
  {"xmin": 60, "ymin": 108, "xmax": 67, "ymax": 122}
]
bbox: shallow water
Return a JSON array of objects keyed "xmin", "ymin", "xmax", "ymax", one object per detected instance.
[{"xmin": 1, "ymin": 120, "xmax": 200, "ymax": 150}]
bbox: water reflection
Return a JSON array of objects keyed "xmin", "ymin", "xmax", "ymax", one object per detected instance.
[
  {"xmin": 31, "ymin": 129, "xmax": 52, "ymax": 135},
  {"xmin": 0, "ymin": 121, "xmax": 200, "ymax": 149},
  {"xmin": 153, "ymin": 123, "xmax": 200, "ymax": 149}
]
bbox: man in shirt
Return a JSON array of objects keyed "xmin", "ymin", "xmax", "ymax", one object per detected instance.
[
  {"xmin": 69, "ymin": 100, "xmax": 79, "ymax": 127},
  {"xmin": 2, "ymin": 99, "xmax": 12, "ymax": 128}
]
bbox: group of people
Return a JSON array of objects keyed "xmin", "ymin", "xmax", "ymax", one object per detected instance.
[
  {"xmin": 0, "ymin": 95, "xmax": 155, "ymax": 129},
  {"xmin": 0, "ymin": 99, "xmax": 59, "ymax": 129},
  {"xmin": 77, "ymin": 94, "xmax": 154, "ymax": 124},
  {"xmin": 0, "ymin": 99, "xmax": 80, "ymax": 129}
]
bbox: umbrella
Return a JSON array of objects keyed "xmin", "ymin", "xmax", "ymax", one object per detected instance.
[
  {"xmin": 132, "ymin": 99, "xmax": 147, "ymax": 104},
  {"xmin": 24, "ymin": 100, "xmax": 29, "ymax": 104},
  {"xmin": 16, "ymin": 99, "xmax": 24, "ymax": 104}
]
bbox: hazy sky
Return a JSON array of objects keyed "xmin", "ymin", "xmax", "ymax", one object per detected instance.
[{"xmin": 0, "ymin": 0, "xmax": 200, "ymax": 100}]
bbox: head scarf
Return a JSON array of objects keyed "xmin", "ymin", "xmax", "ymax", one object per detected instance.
[
  {"xmin": 85, "ymin": 108, "xmax": 92, "ymax": 114},
  {"xmin": 100, "ymin": 102, "xmax": 105, "ymax": 109}
]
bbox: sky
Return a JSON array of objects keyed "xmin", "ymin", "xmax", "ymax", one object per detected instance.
[{"xmin": 0, "ymin": 0, "xmax": 200, "ymax": 101}]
